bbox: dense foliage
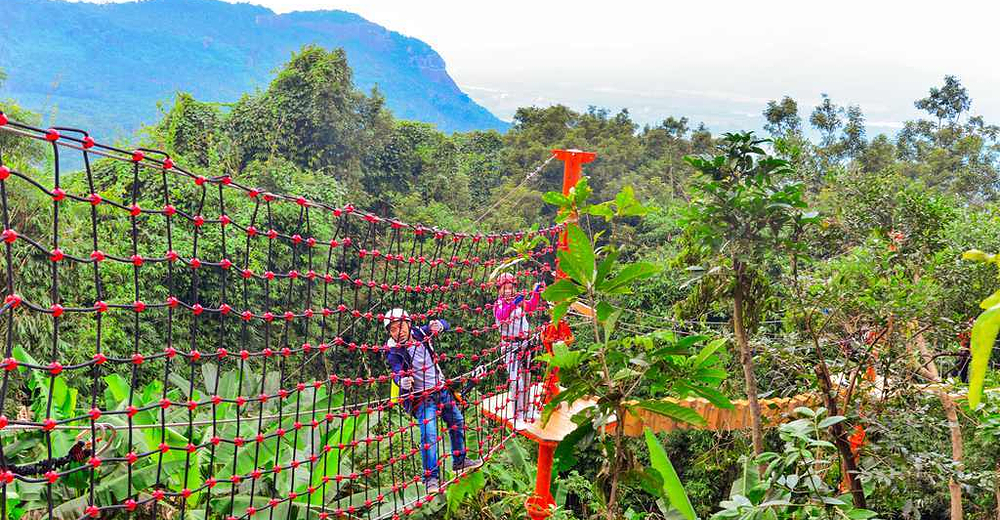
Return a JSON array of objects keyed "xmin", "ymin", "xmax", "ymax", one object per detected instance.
[{"xmin": 2, "ymin": 46, "xmax": 1000, "ymax": 520}]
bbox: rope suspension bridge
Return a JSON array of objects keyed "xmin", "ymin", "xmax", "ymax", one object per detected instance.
[
  {"xmin": 0, "ymin": 114, "xmax": 573, "ymax": 520},
  {"xmin": 0, "ymin": 115, "xmax": 875, "ymax": 520}
]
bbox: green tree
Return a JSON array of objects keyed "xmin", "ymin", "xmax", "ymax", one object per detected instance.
[
  {"xmin": 763, "ymin": 96, "xmax": 802, "ymax": 137},
  {"xmin": 682, "ymin": 132, "xmax": 814, "ymax": 457},
  {"xmin": 809, "ymin": 94, "xmax": 842, "ymax": 149}
]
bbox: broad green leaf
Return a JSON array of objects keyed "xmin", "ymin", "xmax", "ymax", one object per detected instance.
[
  {"xmin": 599, "ymin": 262, "xmax": 660, "ymax": 293},
  {"xmin": 558, "ymin": 224, "xmax": 595, "ymax": 285},
  {"xmin": 847, "ymin": 509, "xmax": 880, "ymax": 519},
  {"xmin": 305, "ymin": 417, "xmax": 357, "ymax": 505},
  {"xmin": 635, "ymin": 400, "xmax": 706, "ymax": 427},
  {"xmin": 596, "ymin": 301, "xmax": 615, "ymax": 322},
  {"xmin": 693, "ymin": 338, "xmax": 727, "ymax": 368},
  {"xmin": 982, "ymin": 288, "xmax": 1000, "ymax": 310},
  {"xmin": 818, "ymin": 416, "xmax": 847, "ymax": 429},
  {"xmin": 585, "ymin": 202, "xmax": 615, "ymax": 221},
  {"xmin": 729, "ymin": 456, "xmax": 760, "ymax": 499},
  {"xmin": 644, "ymin": 428, "xmax": 696, "ymax": 520},
  {"xmin": 689, "ymin": 384, "xmax": 734, "ymax": 410},
  {"xmin": 963, "ymin": 249, "xmax": 995, "ymax": 263},
  {"xmin": 542, "ymin": 191, "xmax": 571, "ymax": 207},
  {"xmin": 595, "ymin": 246, "xmax": 621, "ymax": 287},
  {"xmin": 551, "ymin": 301, "xmax": 571, "ymax": 323},
  {"xmin": 446, "ymin": 469, "xmax": 485, "ymax": 512},
  {"xmin": 571, "ymin": 177, "xmax": 592, "ymax": 206},
  {"xmin": 542, "ymin": 278, "xmax": 585, "ymax": 304},
  {"xmin": 969, "ymin": 302, "xmax": 1000, "ymax": 407},
  {"xmin": 539, "ymin": 342, "xmax": 584, "ymax": 369}
]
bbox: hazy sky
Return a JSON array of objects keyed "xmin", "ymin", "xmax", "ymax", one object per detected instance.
[{"xmin": 78, "ymin": 0, "xmax": 1000, "ymax": 134}]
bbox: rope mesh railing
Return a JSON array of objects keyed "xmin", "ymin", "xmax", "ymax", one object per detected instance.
[{"xmin": 0, "ymin": 114, "xmax": 558, "ymax": 520}]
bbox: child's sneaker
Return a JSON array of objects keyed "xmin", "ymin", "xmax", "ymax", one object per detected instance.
[
  {"xmin": 453, "ymin": 458, "xmax": 482, "ymax": 472},
  {"xmin": 425, "ymin": 478, "xmax": 440, "ymax": 494}
]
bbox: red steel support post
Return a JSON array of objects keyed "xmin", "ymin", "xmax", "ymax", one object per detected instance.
[{"xmin": 527, "ymin": 149, "xmax": 596, "ymax": 520}]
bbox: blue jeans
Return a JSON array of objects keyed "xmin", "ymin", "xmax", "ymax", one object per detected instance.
[{"xmin": 412, "ymin": 390, "xmax": 467, "ymax": 481}]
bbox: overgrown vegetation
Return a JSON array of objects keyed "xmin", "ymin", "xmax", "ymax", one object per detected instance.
[{"xmin": 2, "ymin": 47, "xmax": 1000, "ymax": 520}]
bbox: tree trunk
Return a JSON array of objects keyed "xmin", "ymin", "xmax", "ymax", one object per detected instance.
[
  {"xmin": 913, "ymin": 331, "xmax": 964, "ymax": 520},
  {"xmin": 811, "ymin": 363, "xmax": 867, "ymax": 509},
  {"xmin": 994, "ymin": 460, "xmax": 1000, "ymax": 520},
  {"xmin": 732, "ymin": 262, "xmax": 764, "ymax": 456},
  {"xmin": 606, "ymin": 406, "xmax": 625, "ymax": 520}
]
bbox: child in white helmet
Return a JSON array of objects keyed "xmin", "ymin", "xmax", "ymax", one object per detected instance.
[
  {"xmin": 383, "ymin": 308, "xmax": 480, "ymax": 494},
  {"xmin": 493, "ymin": 274, "xmax": 544, "ymax": 429}
]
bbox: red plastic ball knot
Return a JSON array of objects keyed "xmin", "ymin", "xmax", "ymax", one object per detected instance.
[
  {"xmin": 189, "ymin": 257, "xmax": 202, "ymax": 269},
  {"xmin": 0, "ymin": 415, "xmax": 7, "ymax": 430},
  {"xmin": 162, "ymin": 157, "xmax": 174, "ymax": 170},
  {"xmin": 219, "ymin": 303, "xmax": 232, "ymax": 315},
  {"xmin": 92, "ymin": 353, "xmax": 107, "ymax": 365},
  {"xmin": 124, "ymin": 499, "xmax": 137, "ymax": 511},
  {"xmin": 43, "ymin": 418, "xmax": 57, "ymax": 431},
  {"xmin": 221, "ymin": 176, "xmax": 232, "ymax": 185},
  {"xmin": 88, "ymin": 407, "xmax": 101, "ymax": 420},
  {"xmin": 130, "ymin": 254, "xmax": 143, "ymax": 266},
  {"xmin": 133, "ymin": 301, "xmax": 145, "ymax": 313},
  {"xmin": 125, "ymin": 452, "xmax": 138, "ymax": 464},
  {"xmin": 45, "ymin": 129, "xmax": 60, "ymax": 142},
  {"xmin": 89, "ymin": 456, "xmax": 101, "ymax": 468},
  {"xmin": 94, "ymin": 300, "xmax": 108, "ymax": 313},
  {"xmin": 152, "ymin": 489, "xmax": 165, "ymax": 501},
  {"xmin": 50, "ymin": 303, "xmax": 64, "ymax": 317},
  {"xmin": 193, "ymin": 215, "xmax": 205, "ymax": 227},
  {"xmin": 194, "ymin": 175, "xmax": 206, "ymax": 186},
  {"xmin": 0, "ymin": 470, "xmax": 12, "ymax": 484},
  {"xmin": 1, "ymin": 229, "xmax": 17, "ymax": 244},
  {"xmin": 159, "ymin": 398, "xmax": 171, "ymax": 410},
  {"xmin": 44, "ymin": 471, "xmax": 59, "ymax": 484},
  {"xmin": 164, "ymin": 347, "xmax": 177, "ymax": 358},
  {"xmin": 88, "ymin": 193, "xmax": 101, "ymax": 206},
  {"xmin": 166, "ymin": 296, "xmax": 179, "ymax": 308},
  {"xmin": 131, "ymin": 353, "xmax": 144, "ymax": 365},
  {"xmin": 248, "ymin": 188, "xmax": 260, "ymax": 198},
  {"xmin": 0, "ymin": 166, "xmax": 9, "ymax": 181},
  {"xmin": 0, "ymin": 113, "xmax": 7, "ymax": 126},
  {"xmin": 131, "ymin": 150, "xmax": 144, "ymax": 162},
  {"xmin": 296, "ymin": 196, "xmax": 307, "ymax": 206},
  {"xmin": 90, "ymin": 250, "xmax": 106, "ymax": 262},
  {"xmin": 48, "ymin": 362, "xmax": 63, "ymax": 375},
  {"xmin": 266, "ymin": 229, "xmax": 278, "ymax": 240},
  {"xmin": 219, "ymin": 214, "xmax": 231, "ymax": 226},
  {"xmin": 51, "ymin": 188, "xmax": 66, "ymax": 202},
  {"xmin": 163, "ymin": 204, "xmax": 176, "ymax": 216},
  {"xmin": 192, "ymin": 303, "xmax": 204, "ymax": 315}
]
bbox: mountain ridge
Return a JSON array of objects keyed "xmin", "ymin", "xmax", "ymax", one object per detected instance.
[{"xmin": 0, "ymin": 0, "xmax": 507, "ymax": 139}]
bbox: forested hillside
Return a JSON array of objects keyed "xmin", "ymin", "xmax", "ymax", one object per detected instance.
[
  {"xmin": 0, "ymin": 0, "xmax": 506, "ymax": 138},
  {"xmin": 2, "ymin": 44, "xmax": 1000, "ymax": 520}
]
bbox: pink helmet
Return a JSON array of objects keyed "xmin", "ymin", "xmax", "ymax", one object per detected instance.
[{"xmin": 496, "ymin": 273, "xmax": 516, "ymax": 287}]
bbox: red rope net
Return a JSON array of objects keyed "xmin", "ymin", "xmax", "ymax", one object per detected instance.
[{"xmin": 0, "ymin": 115, "xmax": 557, "ymax": 520}]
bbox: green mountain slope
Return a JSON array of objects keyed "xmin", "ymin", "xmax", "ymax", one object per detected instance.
[{"xmin": 0, "ymin": 0, "xmax": 507, "ymax": 138}]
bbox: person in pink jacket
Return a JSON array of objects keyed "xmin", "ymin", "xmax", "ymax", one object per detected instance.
[{"xmin": 493, "ymin": 273, "xmax": 544, "ymax": 429}]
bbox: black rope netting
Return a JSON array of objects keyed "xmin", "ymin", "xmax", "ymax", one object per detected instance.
[{"xmin": 0, "ymin": 114, "xmax": 558, "ymax": 520}]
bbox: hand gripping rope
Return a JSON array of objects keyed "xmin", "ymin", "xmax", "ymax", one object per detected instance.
[{"xmin": 0, "ymin": 114, "xmax": 559, "ymax": 520}]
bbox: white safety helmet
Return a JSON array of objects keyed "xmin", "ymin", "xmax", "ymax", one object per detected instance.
[{"xmin": 383, "ymin": 308, "xmax": 411, "ymax": 328}]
